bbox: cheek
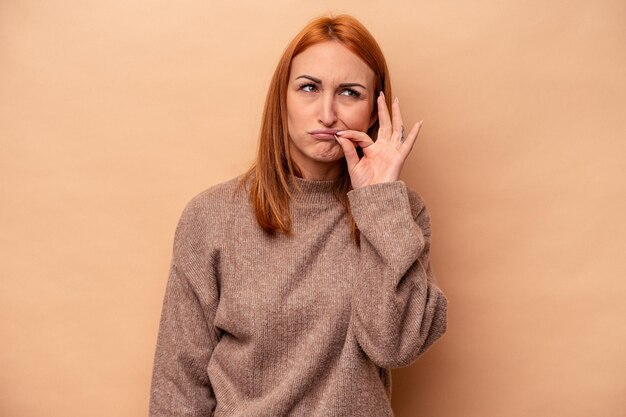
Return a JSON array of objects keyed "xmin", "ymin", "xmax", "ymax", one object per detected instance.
[
  {"xmin": 287, "ymin": 96, "xmax": 313, "ymax": 125},
  {"xmin": 340, "ymin": 103, "xmax": 374, "ymax": 130}
]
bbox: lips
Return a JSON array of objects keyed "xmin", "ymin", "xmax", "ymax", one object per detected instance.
[{"xmin": 308, "ymin": 129, "xmax": 342, "ymax": 140}]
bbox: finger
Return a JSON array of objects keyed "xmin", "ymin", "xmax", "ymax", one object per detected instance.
[
  {"xmin": 377, "ymin": 92, "xmax": 392, "ymax": 140},
  {"xmin": 335, "ymin": 129, "xmax": 374, "ymax": 148},
  {"xmin": 391, "ymin": 97, "xmax": 404, "ymax": 141},
  {"xmin": 335, "ymin": 135, "xmax": 360, "ymax": 170},
  {"xmin": 400, "ymin": 120, "xmax": 423, "ymax": 156}
]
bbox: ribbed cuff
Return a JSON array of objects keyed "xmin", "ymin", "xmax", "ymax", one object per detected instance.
[
  {"xmin": 347, "ymin": 181, "xmax": 423, "ymax": 268},
  {"xmin": 347, "ymin": 181, "xmax": 413, "ymax": 225}
]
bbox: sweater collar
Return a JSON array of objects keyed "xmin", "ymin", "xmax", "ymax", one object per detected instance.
[{"xmin": 288, "ymin": 174, "xmax": 339, "ymax": 205}]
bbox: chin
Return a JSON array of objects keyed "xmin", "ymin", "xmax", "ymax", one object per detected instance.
[{"xmin": 310, "ymin": 148, "xmax": 344, "ymax": 163}]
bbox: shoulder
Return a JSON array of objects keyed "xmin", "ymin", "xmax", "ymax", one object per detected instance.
[
  {"xmin": 173, "ymin": 174, "xmax": 248, "ymax": 250},
  {"xmin": 186, "ymin": 174, "xmax": 247, "ymax": 212},
  {"xmin": 180, "ymin": 174, "xmax": 248, "ymax": 222}
]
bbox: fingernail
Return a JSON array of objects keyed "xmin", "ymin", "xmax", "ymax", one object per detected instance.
[
  {"xmin": 394, "ymin": 97, "xmax": 399, "ymax": 104},
  {"xmin": 379, "ymin": 91, "xmax": 384, "ymax": 97},
  {"xmin": 419, "ymin": 120, "xmax": 424, "ymax": 126},
  {"xmin": 336, "ymin": 131, "xmax": 345, "ymax": 135}
]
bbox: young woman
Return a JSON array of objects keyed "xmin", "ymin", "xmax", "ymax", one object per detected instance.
[{"xmin": 149, "ymin": 13, "xmax": 448, "ymax": 417}]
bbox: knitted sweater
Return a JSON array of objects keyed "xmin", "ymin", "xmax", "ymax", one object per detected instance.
[{"xmin": 149, "ymin": 174, "xmax": 448, "ymax": 417}]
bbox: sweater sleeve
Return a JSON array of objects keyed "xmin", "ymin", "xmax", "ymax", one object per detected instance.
[
  {"xmin": 347, "ymin": 181, "xmax": 448, "ymax": 369},
  {"xmin": 149, "ymin": 198, "xmax": 221, "ymax": 416}
]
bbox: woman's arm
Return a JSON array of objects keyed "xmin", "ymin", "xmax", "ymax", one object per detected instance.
[
  {"xmin": 347, "ymin": 181, "xmax": 448, "ymax": 369},
  {"xmin": 149, "ymin": 199, "xmax": 221, "ymax": 416}
]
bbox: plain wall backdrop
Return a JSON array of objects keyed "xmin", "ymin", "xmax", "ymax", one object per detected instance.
[{"xmin": 1, "ymin": 1, "xmax": 625, "ymax": 416}]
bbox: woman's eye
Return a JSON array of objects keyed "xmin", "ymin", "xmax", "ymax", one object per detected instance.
[
  {"xmin": 340, "ymin": 88, "xmax": 361, "ymax": 98},
  {"xmin": 299, "ymin": 83, "xmax": 317, "ymax": 92}
]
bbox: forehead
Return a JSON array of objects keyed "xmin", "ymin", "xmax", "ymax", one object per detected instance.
[{"xmin": 289, "ymin": 41, "xmax": 375, "ymax": 85}]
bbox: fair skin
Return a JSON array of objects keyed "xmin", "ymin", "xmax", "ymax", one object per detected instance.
[{"xmin": 286, "ymin": 40, "xmax": 423, "ymax": 187}]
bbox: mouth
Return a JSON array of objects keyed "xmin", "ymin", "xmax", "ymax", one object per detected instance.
[{"xmin": 308, "ymin": 129, "xmax": 342, "ymax": 140}]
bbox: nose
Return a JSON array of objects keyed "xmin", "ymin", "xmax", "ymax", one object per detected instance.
[{"xmin": 318, "ymin": 92, "xmax": 337, "ymax": 127}]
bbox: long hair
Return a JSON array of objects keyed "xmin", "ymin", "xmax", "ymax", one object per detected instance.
[{"xmin": 238, "ymin": 14, "xmax": 393, "ymax": 245}]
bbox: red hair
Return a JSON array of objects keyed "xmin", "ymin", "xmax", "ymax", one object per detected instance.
[{"xmin": 238, "ymin": 14, "xmax": 393, "ymax": 244}]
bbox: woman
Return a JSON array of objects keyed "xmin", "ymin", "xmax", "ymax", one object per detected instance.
[{"xmin": 149, "ymin": 13, "xmax": 448, "ymax": 417}]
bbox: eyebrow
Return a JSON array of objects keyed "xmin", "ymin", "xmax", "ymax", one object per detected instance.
[{"xmin": 295, "ymin": 74, "xmax": 367, "ymax": 90}]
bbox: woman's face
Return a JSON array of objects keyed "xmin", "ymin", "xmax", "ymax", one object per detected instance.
[{"xmin": 286, "ymin": 41, "xmax": 377, "ymax": 179}]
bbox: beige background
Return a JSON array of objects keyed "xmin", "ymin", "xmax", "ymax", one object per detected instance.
[{"xmin": 1, "ymin": 1, "xmax": 625, "ymax": 416}]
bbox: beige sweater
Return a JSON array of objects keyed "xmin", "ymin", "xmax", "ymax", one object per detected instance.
[{"xmin": 149, "ymin": 174, "xmax": 448, "ymax": 417}]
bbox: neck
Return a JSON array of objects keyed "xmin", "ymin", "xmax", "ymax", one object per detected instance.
[
  {"xmin": 288, "ymin": 174, "xmax": 338, "ymax": 205},
  {"xmin": 294, "ymin": 161, "xmax": 342, "ymax": 181}
]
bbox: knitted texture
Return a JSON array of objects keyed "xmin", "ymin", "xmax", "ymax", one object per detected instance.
[{"xmin": 149, "ymin": 174, "xmax": 448, "ymax": 417}]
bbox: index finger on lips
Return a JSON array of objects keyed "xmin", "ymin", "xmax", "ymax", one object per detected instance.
[{"xmin": 335, "ymin": 130, "xmax": 374, "ymax": 148}]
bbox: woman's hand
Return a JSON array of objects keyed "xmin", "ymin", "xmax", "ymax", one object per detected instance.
[{"xmin": 334, "ymin": 91, "xmax": 423, "ymax": 189}]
